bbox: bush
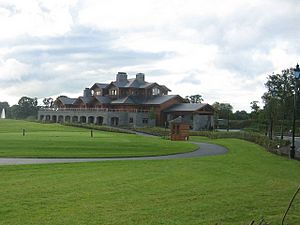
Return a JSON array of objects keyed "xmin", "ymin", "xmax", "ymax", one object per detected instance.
[
  {"xmin": 190, "ymin": 131, "xmax": 290, "ymax": 151},
  {"xmin": 62, "ymin": 123, "xmax": 133, "ymax": 134},
  {"xmin": 131, "ymin": 127, "xmax": 170, "ymax": 136}
]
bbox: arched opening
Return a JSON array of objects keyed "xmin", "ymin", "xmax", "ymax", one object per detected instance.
[
  {"xmin": 96, "ymin": 116, "xmax": 104, "ymax": 125},
  {"xmin": 40, "ymin": 115, "xmax": 44, "ymax": 121},
  {"xmin": 58, "ymin": 115, "xmax": 64, "ymax": 123},
  {"xmin": 45, "ymin": 115, "xmax": 51, "ymax": 121},
  {"xmin": 72, "ymin": 116, "xmax": 78, "ymax": 123},
  {"xmin": 52, "ymin": 115, "xmax": 57, "ymax": 123},
  {"xmin": 88, "ymin": 116, "xmax": 94, "ymax": 124},
  {"xmin": 80, "ymin": 116, "xmax": 87, "ymax": 123},
  {"xmin": 65, "ymin": 116, "xmax": 71, "ymax": 123},
  {"xmin": 111, "ymin": 117, "xmax": 119, "ymax": 126}
]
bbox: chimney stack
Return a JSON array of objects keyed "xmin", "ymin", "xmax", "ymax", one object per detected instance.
[
  {"xmin": 136, "ymin": 73, "xmax": 145, "ymax": 83},
  {"xmin": 83, "ymin": 88, "xmax": 92, "ymax": 97},
  {"xmin": 116, "ymin": 72, "xmax": 128, "ymax": 83}
]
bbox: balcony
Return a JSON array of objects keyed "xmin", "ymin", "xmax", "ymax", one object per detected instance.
[{"xmin": 39, "ymin": 107, "xmax": 149, "ymax": 113}]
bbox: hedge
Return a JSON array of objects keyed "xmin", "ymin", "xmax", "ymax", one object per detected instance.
[{"xmin": 190, "ymin": 131, "xmax": 290, "ymax": 151}]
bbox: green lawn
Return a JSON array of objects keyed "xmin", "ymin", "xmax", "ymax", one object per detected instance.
[
  {"xmin": 0, "ymin": 136, "xmax": 299, "ymax": 224},
  {"xmin": 0, "ymin": 120, "xmax": 196, "ymax": 157}
]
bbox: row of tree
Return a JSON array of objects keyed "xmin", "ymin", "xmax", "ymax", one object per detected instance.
[
  {"xmin": 0, "ymin": 97, "xmax": 39, "ymax": 120},
  {"xmin": 186, "ymin": 70, "xmax": 299, "ymax": 138},
  {"xmin": 1, "ymin": 73, "xmax": 298, "ymax": 137},
  {"xmin": 262, "ymin": 69, "xmax": 299, "ymax": 139}
]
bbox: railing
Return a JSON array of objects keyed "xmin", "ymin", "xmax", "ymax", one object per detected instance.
[{"xmin": 39, "ymin": 108, "xmax": 150, "ymax": 113}]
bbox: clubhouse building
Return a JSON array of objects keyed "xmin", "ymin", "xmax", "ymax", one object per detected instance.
[{"xmin": 38, "ymin": 72, "xmax": 214, "ymax": 130}]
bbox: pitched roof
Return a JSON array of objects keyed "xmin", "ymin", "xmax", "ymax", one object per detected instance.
[
  {"xmin": 95, "ymin": 96, "xmax": 111, "ymax": 104},
  {"xmin": 111, "ymin": 96, "xmax": 139, "ymax": 104},
  {"xmin": 112, "ymin": 78, "xmax": 170, "ymax": 90},
  {"xmin": 143, "ymin": 95, "xmax": 179, "ymax": 105},
  {"xmin": 58, "ymin": 97, "xmax": 77, "ymax": 105},
  {"xmin": 169, "ymin": 116, "xmax": 184, "ymax": 124},
  {"xmin": 110, "ymin": 95, "xmax": 180, "ymax": 105},
  {"xmin": 90, "ymin": 83, "xmax": 109, "ymax": 89},
  {"xmin": 112, "ymin": 78, "xmax": 149, "ymax": 88},
  {"xmin": 77, "ymin": 96, "xmax": 95, "ymax": 104},
  {"xmin": 164, "ymin": 103, "xmax": 212, "ymax": 112}
]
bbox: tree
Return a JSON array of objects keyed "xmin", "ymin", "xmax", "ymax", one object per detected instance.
[
  {"xmin": 262, "ymin": 70, "xmax": 295, "ymax": 139},
  {"xmin": 262, "ymin": 92, "xmax": 279, "ymax": 139},
  {"xmin": 233, "ymin": 110, "xmax": 250, "ymax": 120},
  {"xmin": 185, "ymin": 94, "xmax": 204, "ymax": 103},
  {"xmin": 212, "ymin": 102, "xmax": 233, "ymax": 119},
  {"xmin": 0, "ymin": 101, "xmax": 9, "ymax": 110},
  {"xmin": 11, "ymin": 96, "xmax": 39, "ymax": 119},
  {"xmin": 250, "ymin": 101, "xmax": 260, "ymax": 113},
  {"xmin": 218, "ymin": 103, "xmax": 233, "ymax": 119},
  {"xmin": 43, "ymin": 97, "xmax": 54, "ymax": 108},
  {"xmin": 250, "ymin": 101, "xmax": 260, "ymax": 119},
  {"xmin": 212, "ymin": 102, "xmax": 233, "ymax": 130}
]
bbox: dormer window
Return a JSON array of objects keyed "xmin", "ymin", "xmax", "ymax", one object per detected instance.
[
  {"xmin": 152, "ymin": 87, "xmax": 160, "ymax": 95},
  {"xmin": 96, "ymin": 91, "xmax": 101, "ymax": 96},
  {"xmin": 111, "ymin": 89, "xmax": 117, "ymax": 95}
]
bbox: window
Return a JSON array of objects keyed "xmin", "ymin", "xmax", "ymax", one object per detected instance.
[
  {"xmin": 152, "ymin": 87, "xmax": 160, "ymax": 95},
  {"xmin": 142, "ymin": 118, "xmax": 148, "ymax": 124},
  {"xmin": 111, "ymin": 89, "xmax": 117, "ymax": 95},
  {"xmin": 96, "ymin": 91, "xmax": 101, "ymax": 95},
  {"xmin": 129, "ymin": 117, "xmax": 133, "ymax": 123}
]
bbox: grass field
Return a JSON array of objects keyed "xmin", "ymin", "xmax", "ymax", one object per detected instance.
[
  {"xmin": 0, "ymin": 134, "xmax": 299, "ymax": 224},
  {"xmin": 0, "ymin": 120, "xmax": 196, "ymax": 157}
]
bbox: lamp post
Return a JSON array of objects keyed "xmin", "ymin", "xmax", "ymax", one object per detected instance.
[{"xmin": 290, "ymin": 63, "xmax": 300, "ymax": 159}]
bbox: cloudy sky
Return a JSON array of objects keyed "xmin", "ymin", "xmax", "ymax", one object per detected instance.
[{"xmin": 0, "ymin": 0, "xmax": 300, "ymax": 111}]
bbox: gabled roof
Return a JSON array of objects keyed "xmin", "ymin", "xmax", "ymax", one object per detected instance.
[
  {"xmin": 76, "ymin": 96, "xmax": 95, "ymax": 105},
  {"xmin": 95, "ymin": 96, "xmax": 111, "ymax": 104},
  {"xmin": 90, "ymin": 83, "xmax": 109, "ymax": 90},
  {"xmin": 160, "ymin": 85, "xmax": 171, "ymax": 92},
  {"xmin": 110, "ymin": 95, "xmax": 181, "ymax": 105},
  {"xmin": 111, "ymin": 96, "xmax": 139, "ymax": 104},
  {"xmin": 164, "ymin": 103, "xmax": 214, "ymax": 112},
  {"xmin": 143, "ymin": 95, "xmax": 180, "ymax": 105},
  {"xmin": 169, "ymin": 116, "xmax": 184, "ymax": 124},
  {"xmin": 111, "ymin": 78, "xmax": 171, "ymax": 90},
  {"xmin": 112, "ymin": 78, "xmax": 149, "ymax": 88},
  {"xmin": 57, "ymin": 97, "xmax": 77, "ymax": 105}
]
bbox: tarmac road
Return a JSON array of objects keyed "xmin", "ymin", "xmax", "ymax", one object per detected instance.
[{"xmin": 0, "ymin": 142, "xmax": 227, "ymax": 165}]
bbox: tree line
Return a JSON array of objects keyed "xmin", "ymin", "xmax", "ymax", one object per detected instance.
[
  {"xmin": 0, "ymin": 97, "xmax": 39, "ymax": 120},
  {"xmin": 1, "ymin": 70, "xmax": 299, "ymax": 137}
]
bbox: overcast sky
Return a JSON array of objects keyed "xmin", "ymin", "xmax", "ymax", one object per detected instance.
[{"xmin": 1, "ymin": 0, "xmax": 300, "ymax": 111}]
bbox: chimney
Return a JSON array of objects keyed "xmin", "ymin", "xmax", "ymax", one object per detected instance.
[
  {"xmin": 116, "ymin": 72, "xmax": 128, "ymax": 83},
  {"xmin": 136, "ymin": 73, "xmax": 145, "ymax": 83},
  {"xmin": 83, "ymin": 88, "xmax": 92, "ymax": 97}
]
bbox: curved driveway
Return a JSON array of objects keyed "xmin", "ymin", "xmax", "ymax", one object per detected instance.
[{"xmin": 0, "ymin": 142, "xmax": 227, "ymax": 165}]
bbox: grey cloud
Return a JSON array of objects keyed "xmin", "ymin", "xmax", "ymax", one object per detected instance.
[
  {"xmin": 182, "ymin": 3, "xmax": 300, "ymax": 77},
  {"xmin": 1, "ymin": 27, "xmax": 172, "ymax": 98},
  {"xmin": 176, "ymin": 71, "xmax": 202, "ymax": 85}
]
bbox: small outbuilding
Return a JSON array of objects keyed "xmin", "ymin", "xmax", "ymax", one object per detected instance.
[
  {"xmin": 169, "ymin": 116, "xmax": 189, "ymax": 141},
  {"xmin": 164, "ymin": 103, "xmax": 214, "ymax": 131}
]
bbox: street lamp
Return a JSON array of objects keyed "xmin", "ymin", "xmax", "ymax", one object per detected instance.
[{"xmin": 290, "ymin": 63, "xmax": 300, "ymax": 159}]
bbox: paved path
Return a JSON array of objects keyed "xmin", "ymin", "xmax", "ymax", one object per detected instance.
[{"xmin": 0, "ymin": 142, "xmax": 227, "ymax": 165}]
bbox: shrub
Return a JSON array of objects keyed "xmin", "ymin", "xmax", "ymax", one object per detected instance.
[
  {"xmin": 62, "ymin": 123, "xmax": 133, "ymax": 134},
  {"xmin": 190, "ymin": 131, "xmax": 290, "ymax": 151},
  {"xmin": 131, "ymin": 126, "xmax": 170, "ymax": 137}
]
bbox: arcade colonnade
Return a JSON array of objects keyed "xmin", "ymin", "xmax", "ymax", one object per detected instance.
[{"xmin": 38, "ymin": 109, "xmax": 155, "ymax": 127}]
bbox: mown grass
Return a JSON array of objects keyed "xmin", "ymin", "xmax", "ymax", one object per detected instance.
[
  {"xmin": 0, "ymin": 120, "xmax": 196, "ymax": 157},
  {"xmin": 0, "ymin": 136, "xmax": 299, "ymax": 224}
]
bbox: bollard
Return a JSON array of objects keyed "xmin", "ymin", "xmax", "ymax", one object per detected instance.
[
  {"xmin": 91, "ymin": 129, "xmax": 93, "ymax": 138},
  {"xmin": 22, "ymin": 129, "xmax": 25, "ymax": 136}
]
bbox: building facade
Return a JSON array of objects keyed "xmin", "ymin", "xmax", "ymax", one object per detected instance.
[{"xmin": 38, "ymin": 72, "xmax": 214, "ymax": 130}]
